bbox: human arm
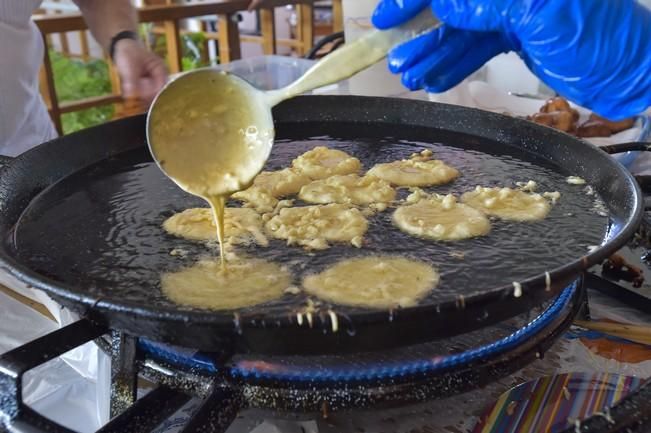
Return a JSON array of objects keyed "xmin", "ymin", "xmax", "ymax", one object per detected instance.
[
  {"xmin": 372, "ymin": 0, "xmax": 651, "ymax": 120},
  {"xmin": 72, "ymin": 0, "xmax": 168, "ymax": 104}
]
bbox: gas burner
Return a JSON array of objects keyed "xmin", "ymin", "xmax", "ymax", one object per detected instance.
[
  {"xmin": 1, "ymin": 283, "xmax": 583, "ymax": 433},
  {"xmin": 7, "ymin": 165, "xmax": 651, "ymax": 433},
  {"xmin": 139, "ymin": 282, "xmax": 580, "ymax": 414}
]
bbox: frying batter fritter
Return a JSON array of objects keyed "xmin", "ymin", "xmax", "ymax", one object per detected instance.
[
  {"xmin": 232, "ymin": 186, "xmax": 279, "ymax": 213},
  {"xmin": 393, "ymin": 192, "xmax": 490, "ymax": 241},
  {"xmin": 298, "ymin": 174, "xmax": 396, "ymax": 206},
  {"xmin": 163, "ymin": 207, "xmax": 268, "ymax": 246},
  {"xmin": 232, "ymin": 168, "xmax": 310, "ymax": 212},
  {"xmin": 162, "ymin": 258, "xmax": 290, "ymax": 310},
  {"xmin": 292, "ymin": 146, "xmax": 362, "ymax": 180},
  {"xmin": 264, "ymin": 203, "xmax": 368, "ymax": 250},
  {"xmin": 303, "ymin": 256, "xmax": 439, "ymax": 309},
  {"xmin": 367, "ymin": 158, "xmax": 459, "ymax": 187},
  {"xmin": 461, "ymin": 186, "xmax": 551, "ymax": 221}
]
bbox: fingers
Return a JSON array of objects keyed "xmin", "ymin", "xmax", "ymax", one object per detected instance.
[
  {"xmin": 137, "ymin": 55, "xmax": 168, "ymax": 104},
  {"xmin": 120, "ymin": 78, "xmax": 136, "ymax": 99},
  {"xmin": 399, "ymin": 28, "xmax": 472, "ymax": 90},
  {"xmin": 388, "ymin": 26, "xmax": 448, "ymax": 74},
  {"xmin": 146, "ymin": 55, "xmax": 169, "ymax": 95},
  {"xmin": 423, "ymin": 32, "xmax": 508, "ymax": 92},
  {"xmin": 118, "ymin": 53, "xmax": 168, "ymax": 105},
  {"xmin": 387, "ymin": 27, "xmax": 508, "ymax": 91},
  {"xmin": 430, "ymin": 0, "xmax": 504, "ymax": 31},
  {"xmin": 372, "ymin": 0, "xmax": 431, "ymax": 29}
]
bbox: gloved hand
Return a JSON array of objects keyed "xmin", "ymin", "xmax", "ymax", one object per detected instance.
[{"xmin": 372, "ymin": 0, "xmax": 651, "ymax": 119}]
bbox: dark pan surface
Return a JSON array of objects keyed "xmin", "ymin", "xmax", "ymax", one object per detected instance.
[
  {"xmin": 0, "ymin": 96, "xmax": 641, "ymax": 354},
  {"xmin": 11, "ymin": 126, "xmax": 606, "ymax": 317}
]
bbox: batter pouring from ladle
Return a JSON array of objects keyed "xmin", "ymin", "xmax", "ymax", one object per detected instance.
[
  {"xmin": 147, "ymin": 8, "xmax": 441, "ymax": 267},
  {"xmin": 148, "ymin": 71, "xmax": 275, "ymax": 266},
  {"xmin": 147, "ymin": 0, "xmax": 651, "ymax": 269}
]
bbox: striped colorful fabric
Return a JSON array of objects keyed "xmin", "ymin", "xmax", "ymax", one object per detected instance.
[{"xmin": 473, "ymin": 373, "xmax": 645, "ymax": 433}]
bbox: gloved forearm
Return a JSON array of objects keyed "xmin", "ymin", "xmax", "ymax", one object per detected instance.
[{"xmin": 372, "ymin": 0, "xmax": 651, "ymax": 120}]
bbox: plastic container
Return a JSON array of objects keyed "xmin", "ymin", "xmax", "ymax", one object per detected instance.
[
  {"xmin": 340, "ymin": 0, "xmax": 405, "ymax": 97},
  {"xmin": 215, "ymin": 55, "xmax": 316, "ymax": 91}
]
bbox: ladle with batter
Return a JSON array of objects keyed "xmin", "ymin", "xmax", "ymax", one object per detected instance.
[{"xmin": 146, "ymin": 10, "xmax": 439, "ymax": 265}]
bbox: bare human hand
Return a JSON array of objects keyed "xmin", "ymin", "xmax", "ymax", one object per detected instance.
[{"xmin": 113, "ymin": 39, "xmax": 168, "ymax": 105}]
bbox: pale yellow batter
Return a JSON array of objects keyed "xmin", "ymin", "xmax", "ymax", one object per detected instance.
[
  {"xmin": 367, "ymin": 158, "xmax": 459, "ymax": 187},
  {"xmin": 264, "ymin": 203, "xmax": 368, "ymax": 249},
  {"xmin": 292, "ymin": 146, "xmax": 362, "ymax": 180},
  {"xmin": 409, "ymin": 148, "xmax": 434, "ymax": 161},
  {"xmin": 302, "ymin": 256, "xmax": 439, "ymax": 309},
  {"xmin": 232, "ymin": 168, "xmax": 311, "ymax": 212},
  {"xmin": 298, "ymin": 174, "xmax": 396, "ymax": 206},
  {"xmin": 393, "ymin": 193, "xmax": 491, "ymax": 241},
  {"xmin": 163, "ymin": 207, "xmax": 268, "ymax": 246},
  {"xmin": 461, "ymin": 186, "xmax": 551, "ymax": 221},
  {"xmin": 232, "ymin": 187, "xmax": 279, "ymax": 213},
  {"xmin": 161, "ymin": 258, "xmax": 291, "ymax": 310},
  {"xmin": 253, "ymin": 168, "xmax": 311, "ymax": 196},
  {"xmin": 148, "ymin": 71, "xmax": 277, "ymax": 265}
]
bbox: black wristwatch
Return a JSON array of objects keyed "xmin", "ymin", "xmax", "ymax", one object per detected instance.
[{"xmin": 109, "ymin": 30, "xmax": 139, "ymax": 61}]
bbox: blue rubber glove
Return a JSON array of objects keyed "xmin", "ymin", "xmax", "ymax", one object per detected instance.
[{"xmin": 372, "ymin": 0, "xmax": 651, "ymax": 120}]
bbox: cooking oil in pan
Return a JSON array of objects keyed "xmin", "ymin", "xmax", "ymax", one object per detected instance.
[{"xmin": 10, "ymin": 136, "xmax": 608, "ymax": 315}]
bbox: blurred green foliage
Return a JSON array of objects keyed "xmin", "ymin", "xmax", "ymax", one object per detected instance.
[
  {"xmin": 51, "ymin": 50, "xmax": 114, "ymax": 134},
  {"xmin": 51, "ymin": 30, "xmax": 209, "ymax": 134},
  {"xmin": 141, "ymin": 23, "xmax": 211, "ymax": 70}
]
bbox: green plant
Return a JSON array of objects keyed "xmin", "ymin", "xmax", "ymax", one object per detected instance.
[
  {"xmin": 50, "ymin": 29, "xmax": 210, "ymax": 134},
  {"xmin": 181, "ymin": 31, "xmax": 210, "ymax": 70},
  {"xmin": 50, "ymin": 50, "xmax": 114, "ymax": 134},
  {"xmin": 140, "ymin": 25, "xmax": 211, "ymax": 71}
]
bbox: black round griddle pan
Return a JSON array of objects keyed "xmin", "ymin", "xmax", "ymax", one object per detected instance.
[{"xmin": 0, "ymin": 96, "xmax": 642, "ymax": 355}]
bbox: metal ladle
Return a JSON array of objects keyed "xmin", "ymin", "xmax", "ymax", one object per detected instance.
[{"xmin": 146, "ymin": 10, "xmax": 439, "ymax": 199}]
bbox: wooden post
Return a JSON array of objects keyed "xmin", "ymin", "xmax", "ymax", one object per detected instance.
[
  {"xmin": 59, "ymin": 32, "xmax": 70, "ymax": 56},
  {"xmin": 38, "ymin": 66, "xmax": 50, "ymax": 107},
  {"xmin": 217, "ymin": 13, "xmax": 241, "ymax": 63},
  {"xmin": 332, "ymin": 0, "xmax": 343, "ymax": 33},
  {"xmin": 41, "ymin": 34, "xmax": 62, "ymax": 135},
  {"xmin": 164, "ymin": 19, "xmax": 183, "ymax": 73},
  {"xmin": 260, "ymin": 8, "xmax": 276, "ymax": 55},
  {"xmin": 45, "ymin": 34, "xmax": 54, "ymax": 50},
  {"xmin": 118, "ymin": 97, "xmax": 148, "ymax": 117},
  {"xmin": 107, "ymin": 59, "xmax": 126, "ymax": 118},
  {"xmin": 201, "ymin": 20, "xmax": 212, "ymax": 64},
  {"xmin": 35, "ymin": 0, "xmax": 324, "ymax": 131},
  {"xmin": 78, "ymin": 30, "xmax": 90, "ymax": 60},
  {"xmin": 296, "ymin": 3, "xmax": 313, "ymax": 56}
]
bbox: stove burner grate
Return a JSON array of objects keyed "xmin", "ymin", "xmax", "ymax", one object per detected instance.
[{"xmin": 139, "ymin": 282, "xmax": 579, "ymax": 388}]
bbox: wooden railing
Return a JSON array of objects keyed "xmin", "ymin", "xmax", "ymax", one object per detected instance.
[{"xmin": 34, "ymin": 0, "xmax": 344, "ymax": 134}]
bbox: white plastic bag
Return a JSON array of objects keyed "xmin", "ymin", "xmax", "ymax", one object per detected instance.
[{"xmin": 0, "ymin": 270, "xmax": 110, "ymax": 432}]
